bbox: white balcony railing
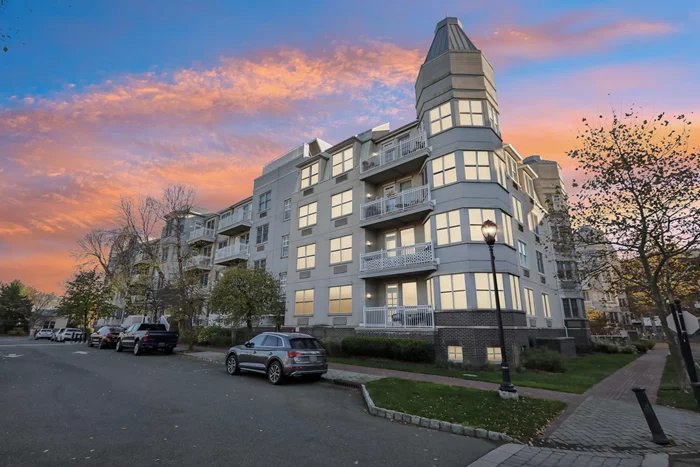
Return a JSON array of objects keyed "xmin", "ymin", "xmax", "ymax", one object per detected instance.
[
  {"xmin": 219, "ymin": 209, "xmax": 252, "ymax": 231},
  {"xmin": 185, "ymin": 255, "xmax": 212, "ymax": 269},
  {"xmin": 215, "ymin": 243, "xmax": 250, "ymax": 262},
  {"xmin": 362, "ymin": 305, "xmax": 434, "ymax": 328},
  {"xmin": 360, "ymin": 132, "xmax": 428, "ymax": 173},
  {"xmin": 360, "ymin": 242, "xmax": 435, "ymax": 272},
  {"xmin": 188, "ymin": 227, "xmax": 215, "ymax": 242},
  {"xmin": 361, "ymin": 185, "xmax": 431, "ymax": 221}
]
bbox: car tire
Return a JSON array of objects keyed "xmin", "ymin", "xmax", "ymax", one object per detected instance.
[
  {"xmin": 88, "ymin": 340, "xmax": 93, "ymax": 347},
  {"xmin": 226, "ymin": 354, "xmax": 240, "ymax": 375},
  {"xmin": 267, "ymin": 361, "xmax": 284, "ymax": 385},
  {"xmin": 116, "ymin": 340, "xmax": 123, "ymax": 352},
  {"xmin": 133, "ymin": 340, "xmax": 142, "ymax": 356},
  {"xmin": 98, "ymin": 339, "xmax": 105, "ymax": 349}
]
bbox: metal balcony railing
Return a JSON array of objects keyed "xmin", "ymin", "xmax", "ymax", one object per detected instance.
[
  {"xmin": 188, "ymin": 227, "xmax": 215, "ymax": 242},
  {"xmin": 219, "ymin": 209, "xmax": 252, "ymax": 230},
  {"xmin": 360, "ymin": 132, "xmax": 428, "ymax": 173},
  {"xmin": 362, "ymin": 305, "xmax": 434, "ymax": 328},
  {"xmin": 360, "ymin": 185, "xmax": 431, "ymax": 221},
  {"xmin": 185, "ymin": 255, "xmax": 212, "ymax": 269},
  {"xmin": 215, "ymin": 243, "xmax": 250, "ymax": 262},
  {"xmin": 360, "ymin": 242, "xmax": 435, "ymax": 272}
]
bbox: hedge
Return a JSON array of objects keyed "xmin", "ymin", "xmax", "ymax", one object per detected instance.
[
  {"xmin": 523, "ymin": 347, "xmax": 567, "ymax": 373},
  {"xmin": 341, "ymin": 336, "xmax": 435, "ymax": 363}
]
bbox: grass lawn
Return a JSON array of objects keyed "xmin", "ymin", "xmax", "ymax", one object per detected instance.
[
  {"xmin": 330, "ymin": 353, "xmax": 638, "ymax": 394},
  {"xmin": 365, "ymin": 378, "xmax": 567, "ymax": 441},
  {"xmin": 656, "ymin": 355, "xmax": 699, "ymax": 412}
]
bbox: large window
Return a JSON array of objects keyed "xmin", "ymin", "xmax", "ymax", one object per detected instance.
[
  {"xmin": 501, "ymin": 212, "xmax": 514, "ymax": 247},
  {"xmin": 299, "ymin": 202, "xmax": 317, "ymax": 228},
  {"xmin": 332, "ymin": 147, "xmax": 353, "ymax": 177},
  {"xmin": 487, "ymin": 103, "xmax": 500, "ymax": 134},
  {"xmin": 281, "ymin": 235, "xmax": 289, "ymax": 258},
  {"xmin": 542, "ymin": 293, "xmax": 552, "ymax": 318},
  {"xmin": 300, "ymin": 162, "xmax": 319, "ymax": 189},
  {"xmin": 294, "ymin": 289, "xmax": 314, "ymax": 315},
  {"xmin": 283, "ymin": 198, "xmax": 291, "ymax": 221},
  {"xmin": 474, "ymin": 273, "xmax": 506, "ymax": 309},
  {"xmin": 329, "ymin": 285, "xmax": 352, "ymax": 314},
  {"xmin": 432, "ymin": 153, "xmax": 457, "ymax": 188},
  {"xmin": 296, "ymin": 244, "xmax": 316, "ymax": 270},
  {"xmin": 464, "ymin": 151, "xmax": 490, "ymax": 181},
  {"xmin": 468, "ymin": 208, "xmax": 496, "ymax": 241},
  {"xmin": 530, "ymin": 212, "xmax": 540, "ymax": 234},
  {"xmin": 331, "ymin": 189, "xmax": 353, "ymax": 218},
  {"xmin": 536, "ymin": 251, "xmax": 545, "ymax": 274},
  {"xmin": 524, "ymin": 288, "xmax": 536, "ymax": 316},
  {"xmin": 512, "ymin": 196, "xmax": 524, "ymax": 224},
  {"xmin": 429, "ymin": 102, "xmax": 452, "ymax": 134},
  {"xmin": 507, "ymin": 157, "xmax": 518, "ymax": 180},
  {"xmin": 259, "ymin": 191, "xmax": 271, "ymax": 212},
  {"xmin": 435, "ymin": 210, "xmax": 462, "ymax": 245},
  {"xmin": 509, "ymin": 275, "xmax": 522, "ymax": 310},
  {"xmin": 330, "ymin": 235, "xmax": 352, "ymax": 264},
  {"xmin": 495, "ymin": 155, "xmax": 507, "ymax": 188},
  {"xmin": 518, "ymin": 240, "xmax": 529, "ymax": 268},
  {"xmin": 562, "ymin": 298, "xmax": 581, "ymax": 318},
  {"xmin": 557, "ymin": 261, "xmax": 576, "ymax": 281},
  {"xmin": 253, "ymin": 259, "xmax": 266, "ymax": 270},
  {"xmin": 524, "ymin": 174, "xmax": 535, "ymax": 198},
  {"xmin": 457, "ymin": 100, "xmax": 484, "ymax": 126},
  {"xmin": 447, "ymin": 345, "xmax": 463, "ymax": 363},
  {"xmin": 256, "ymin": 224, "xmax": 269, "ymax": 244},
  {"xmin": 439, "ymin": 274, "xmax": 467, "ymax": 310}
]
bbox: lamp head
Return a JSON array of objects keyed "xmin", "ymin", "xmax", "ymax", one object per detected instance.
[{"xmin": 481, "ymin": 219, "xmax": 498, "ymax": 246}]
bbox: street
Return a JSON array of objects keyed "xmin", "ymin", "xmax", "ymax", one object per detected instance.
[{"xmin": 0, "ymin": 337, "xmax": 495, "ymax": 467}]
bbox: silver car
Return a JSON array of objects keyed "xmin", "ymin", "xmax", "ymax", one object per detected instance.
[{"xmin": 225, "ymin": 332, "xmax": 327, "ymax": 385}]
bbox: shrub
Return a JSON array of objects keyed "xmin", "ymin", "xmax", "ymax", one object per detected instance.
[
  {"xmin": 523, "ymin": 347, "xmax": 567, "ymax": 373},
  {"xmin": 178, "ymin": 328, "xmax": 197, "ymax": 345},
  {"xmin": 341, "ymin": 336, "xmax": 435, "ymax": 363},
  {"xmin": 319, "ymin": 339, "xmax": 344, "ymax": 357},
  {"xmin": 196, "ymin": 326, "xmax": 231, "ymax": 347},
  {"xmin": 631, "ymin": 340, "xmax": 654, "ymax": 354},
  {"xmin": 592, "ymin": 339, "xmax": 621, "ymax": 354}
]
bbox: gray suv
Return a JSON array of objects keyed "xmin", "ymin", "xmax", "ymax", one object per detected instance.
[{"xmin": 225, "ymin": 332, "xmax": 327, "ymax": 385}]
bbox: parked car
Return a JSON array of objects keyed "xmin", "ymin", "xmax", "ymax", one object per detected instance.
[
  {"xmin": 225, "ymin": 332, "xmax": 327, "ymax": 385},
  {"xmin": 51, "ymin": 328, "xmax": 65, "ymax": 341},
  {"xmin": 57, "ymin": 328, "xmax": 83, "ymax": 342},
  {"xmin": 88, "ymin": 327, "xmax": 123, "ymax": 349},
  {"xmin": 116, "ymin": 323, "xmax": 178, "ymax": 355},
  {"xmin": 34, "ymin": 329, "xmax": 54, "ymax": 340}
]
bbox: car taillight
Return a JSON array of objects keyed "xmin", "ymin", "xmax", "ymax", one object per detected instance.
[
  {"xmin": 287, "ymin": 351, "xmax": 302, "ymax": 359},
  {"xmin": 143, "ymin": 331, "xmax": 149, "ymax": 342}
]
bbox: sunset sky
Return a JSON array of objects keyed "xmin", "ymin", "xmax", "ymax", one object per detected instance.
[{"xmin": 1, "ymin": 0, "xmax": 698, "ymax": 293}]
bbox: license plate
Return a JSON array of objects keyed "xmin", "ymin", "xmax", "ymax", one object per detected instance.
[
  {"xmin": 310, "ymin": 356, "xmax": 317, "ymax": 363},
  {"xmin": 158, "ymin": 342, "xmax": 165, "ymax": 347}
]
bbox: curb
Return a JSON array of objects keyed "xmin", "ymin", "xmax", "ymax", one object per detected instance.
[{"xmin": 359, "ymin": 383, "xmax": 522, "ymax": 444}]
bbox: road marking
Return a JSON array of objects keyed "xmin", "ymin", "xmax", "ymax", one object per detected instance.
[
  {"xmin": 73, "ymin": 351, "xmax": 88, "ymax": 355},
  {"xmin": 1, "ymin": 353, "xmax": 24, "ymax": 358}
]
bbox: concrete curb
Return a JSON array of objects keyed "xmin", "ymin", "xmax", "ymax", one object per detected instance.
[
  {"xmin": 360, "ymin": 383, "xmax": 522, "ymax": 444},
  {"xmin": 641, "ymin": 453, "xmax": 669, "ymax": 467}
]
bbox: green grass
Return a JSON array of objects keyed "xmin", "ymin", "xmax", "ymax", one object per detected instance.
[
  {"xmin": 365, "ymin": 378, "xmax": 567, "ymax": 441},
  {"xmin": 330, "ymin": 353, "xmax": 638, "ymax": 394},
  {"xmin": 656, "ymin": 355, "xmax": 699, "ymax": 412}
]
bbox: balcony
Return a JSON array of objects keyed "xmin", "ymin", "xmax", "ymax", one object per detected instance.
[
  {"xmin": 214, "ymin": 243, "xmax": 250, "ymax": 266},
  {"xmin": 360, "ymin": 185, "xmax": 434, "ymax": 229},
  {"xmin": 218, "ymin": 210, "xmax": 252, "ymax": 236},
  {"xmin": 188, "ymin": 227, "xmax": 216, "ymax": 245},
  {"xmin": 362, "ymin": 305, "xmax": 434, "ymax": 329},
  {"xmin": 359, "ymin": 242, "xmax": 438, "ymax": 279},
  {"xmin": 185, "ymin": 255, "xmax": 212, "ymax": 270},
  {"xmin": 360, "ymin": 132, "xmax": 430, "ymax": 184}
]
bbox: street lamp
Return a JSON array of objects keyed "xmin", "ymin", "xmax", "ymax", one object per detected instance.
[{"xmin": 481, "ymin": 219, "xmax": 518, "ymax": 399}]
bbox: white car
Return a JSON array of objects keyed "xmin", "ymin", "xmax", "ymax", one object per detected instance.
[
  {"xmin": 34, "ymin": 329, "xmax": 54, "ymax": 340},
  {"xmin": 57, "ymin": 328, "xmax": 83, "ymax": 342},
  {"xmin": 51, "ymin": 328, "xmax": 65, "ymax": 341}
]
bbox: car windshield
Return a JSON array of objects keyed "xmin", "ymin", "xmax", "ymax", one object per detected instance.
[{"xmin": 289, "ymin": 338, "xmax": 322, "ymax": 350}]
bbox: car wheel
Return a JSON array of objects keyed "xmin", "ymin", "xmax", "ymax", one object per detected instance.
[
  {"xmin": 226, "ymin": 354, "xmax": 240, "ymax": 375},
  {"xmin": 267, "ymin": 361, "xmax": 283, "ymax": 385},
  {"xmin": 98, "ymin": 339, "xmax": 105, "ymax": 349},
  {"xmin": 88, "ymin": 339, "xmax": 93, "ymax": 347},
  {"xmin": 133, "ymin": 340, "xmax": 142, "ymax": 356},
  {"xmin": 116, "ymin": 340, "xmax": 123, "ymax": 352}
]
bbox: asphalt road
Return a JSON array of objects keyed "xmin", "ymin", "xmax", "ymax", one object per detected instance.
[{"xmin": 0, "ymin": 337, "xmax": 495, "ymax": 467}]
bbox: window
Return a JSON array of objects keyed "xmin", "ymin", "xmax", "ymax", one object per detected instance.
[
  {"xmin": 486, "ymin": 347, "xmax": 502, "ymax": 364},
  {"xmin": 294, "ymin": 289, "xmax": 314, "ymax": 315},
  {"xmin": 495, "ymin": 155, "xmax": 507, "ymax": 188},
  {"xmin": 283, "ymin": 199, "xmax": 291, "ymax": 221},
  {"xmin": 161, "ymin": 247, "xmax": 169, "ymax": 262},
  {"xmin": 331, "ymin": 189, "xmax": 353, "ymax": 218},
  {"xmin": 332, "ymin": 147, "xmax": 353, "ymax": 177},
  {"xmin": 468, "ymin": 208, "xmax": 496, "ymax": 241},
  {"xmin": 218, "ymin": 239, "xmax": 228, "ymax": 250},
  {"xmin": 281, "ymin": 235, "xmax": 289, "ymax": 258},
  {"xmin": 424, "ymin": 218, "xmax": 432, "ymax": 244},
  {"xmin": 474, "ymin": 273, "xmax": 506, "ymax": 309},
  {"xmin": 447, "ymin": 345, "xmax": 463, "ymax": 363},
  {"xmin": 256, "ymin": 224, "xmax": 269, "ymax": 244},
  {"xmin": 439, "ymin": 274, "xmax": 467, "ymax": 310},
  {"xmin": 402, "ymin": 282, "xmax": 418, "ymax": 306},
  {"xmin": 536, "ymin": 251, "xmax": 545, "ymax": 274},
  {"xmin": 259, "ymin": 191, "xmax": 271, "ymax": 212},
  {"xmin": 262, "ymin": 335, "xmax": 282, "ymax": 347},
  {"xmin": 429, "ymin": 102, "xmax": 452, "ymax": 134},
  {"xmin": 524, "ymin": 288, "xmax": 536, "ymax": 316},
  {"xmin": 253, "ymin": 259, "xmax": 266, "ymax": 270},
  {"xmin": 279, "ymin": 272, "xmax": 287, "ymax": 292},
  {"xmin": 427, "ymin": 278, "xmax": 434, "ymax": 308},
  {"xmin": 512, "ymin": 196, "xmax": 523, "ymax": 224},
  {"xmin": 199, "ymin": 273, "xmax": 209, "ymax": 287},
  {"xmin": 432, "ymin": 153, "xmax": 457, "ymax": 188},
  {"xmin": 330, "ymin": 235, "xmax": 352, "ymax": 264},
  {"xmin": 296, "ymin": 244, "xmax": 316, "ymax": 270},
  {"xmin": 501, "ymin": 212, "xmax": 514, "ymax": 247},
  {"xmin": 329, "ymin": 285, "xmax": 352, "ymax": 314},
  {"xmin": 524, "ymin": 174, "xmax": 535, "ymax": 198},
  {"xmin": 562, "ymin": 298, "xmax": 581, "ymax": 318},
  {"xmin": 530, "ymin": 212, "xmax": 540, "ymax": 234},
  {"xmin": 507, "ymin": 157, "xmax": 518, "ymax": 180},
  {"xmin": 457, "ymin": 100, "xmax": 484, "ymax": 126},
  {"xmin": 435, "ymin": 210, "xmax": 462, "ymax": 245},
  {"xmin": 509, "ymin": 275, "xmax": 522, "ymax": 310},
  {"xmin": 542, "ymin": 293, "xmax": 551, "ymax": 318},
  {"xmin": 464, "ymin": 151, "xmax": 490, "ymax": 181},
  {"xmin": 557, "ymin": 261, "xmax": 576, "ymax": 281},
  {"xmin": 546, "ymin": 194, "xmax": 562, "ymax": 211},
  {"xmin": 619, "ymin": 297, "xmax": 628, "ymax": 307},
  {"xmin": 299, "ymin": 202, "xmax": 317, "ymax": 228},
  {"xmin": 487, "ymin": 103, "xmax": 500, "ymax": 133},
  {"xmin": 518, "ymin": 240, "xmax": 528, "ymax": 268},
  {"xmin": 300, "ymin": 162, "xmax": 319, "ymax": 189}
]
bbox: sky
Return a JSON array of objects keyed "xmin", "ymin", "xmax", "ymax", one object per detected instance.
[{"xmin": 1, "ymin": 0, "xmax": 699, "ymax": 293}]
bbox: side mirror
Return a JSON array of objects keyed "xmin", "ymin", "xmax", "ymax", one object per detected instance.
[{"xmin": 244, "ymin": 342, "xmax": 254, "ymax": 348}]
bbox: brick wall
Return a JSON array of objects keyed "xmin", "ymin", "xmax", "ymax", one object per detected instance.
[
  {"xmin": 436, "ymin": 327, "xmax": 530, "ymax": 368},
  {"xmin": 435, "ymin": 310, "xmax": 527, "ymax": 327}
]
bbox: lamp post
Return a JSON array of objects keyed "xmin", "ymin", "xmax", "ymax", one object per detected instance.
[{"xmin": 481, "ymin": 219, "xmax": 518, "ymax": 399}]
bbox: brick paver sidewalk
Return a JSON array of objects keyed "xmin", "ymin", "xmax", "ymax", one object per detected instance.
[{"xmin": 466, "ymin": 444, "xmax": 660, "ymax": 467}]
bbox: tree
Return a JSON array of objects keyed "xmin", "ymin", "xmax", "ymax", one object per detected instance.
[
  {"xmin": 57, "ymin": 270, "xmax": 116, "ymax": 334},
  {"xmin": 23, "ymin": 287, "xmax": 59, "ymax": 330},
  {"xmin": 0, "ymin": 280, "xmax": 33, "ymax": 332},
  {"xmin": 568, "ymin": 108, "xmax": 700, "ymax": 390},
  {"xmin": 209, "ymin": 266, "xmax": 286, "ymax": 336},
  {"xmin": 586, "ymin": 310, "xmax": 609, "ymax": 335}
]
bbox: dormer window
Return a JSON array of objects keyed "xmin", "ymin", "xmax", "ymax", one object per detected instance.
[
  {"xmin": 300, "ymin": 162, "xmax": 319, "ymax": 189},
  {"xmin": 332, "ymin": 147, "xmax": 353, "ymax": 177}
]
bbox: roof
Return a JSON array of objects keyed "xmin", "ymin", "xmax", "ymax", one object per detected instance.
[{"xmin": 425, "ymin": 17, "xmax": 479, "ymax": 63}]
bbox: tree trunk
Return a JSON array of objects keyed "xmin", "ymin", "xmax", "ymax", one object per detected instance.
[{"xmin": 650, "ymin": 289, "xmax": 690, "ymax": 391}]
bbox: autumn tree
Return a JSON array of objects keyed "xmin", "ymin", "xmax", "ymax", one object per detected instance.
[{"xmin": 568, "ymin": 108, "xmax": 700, "ymax": 389}]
